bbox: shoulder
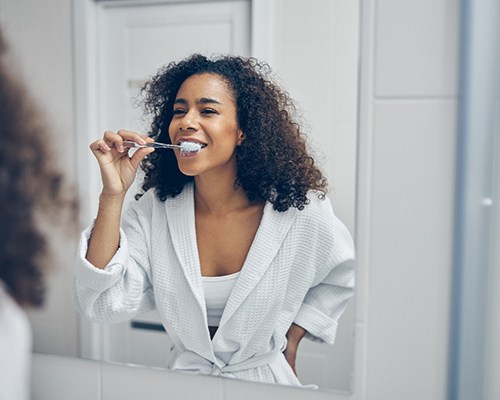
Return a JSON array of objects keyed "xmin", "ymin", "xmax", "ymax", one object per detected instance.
[
  {"xmin": 283, "ymin": 191, "xmax": 335, "ymax": 245},
  {"xmin": 290, "ymin": 192, "xmax": 355, "ymax": 268},
  {"xmin": 293, "ymin": 191, "xmax": 353, "ymax": 248},
  {"xmin": 295, "ymin": 191, "xmax": 335, "ymax": 225}
]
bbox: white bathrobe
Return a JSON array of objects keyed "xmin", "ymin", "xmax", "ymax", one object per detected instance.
[{"xmin": 74, "ymin": 183, "xmax": 355, "ymax": 386}]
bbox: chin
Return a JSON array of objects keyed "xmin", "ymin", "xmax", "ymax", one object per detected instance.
[{"xmin": 178, "ymin": 165, "xmax": 200, "ymax": 177}]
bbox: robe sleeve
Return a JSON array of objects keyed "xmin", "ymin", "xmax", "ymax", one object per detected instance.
[
  {"xmin": 293, "ymin": 208, "xmax": 355, "ymax": 344},
  {"xmin": 73, "ymin": 200, "xmax": 155, "ymax": 323}
]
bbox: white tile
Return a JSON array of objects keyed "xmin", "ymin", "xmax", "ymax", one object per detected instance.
[
  {"xmin": 374, "ymin": 0, "xmax": 459, "ymax": 97},
  {"xmin": 365, "ymin": 100, "xmax": 456, "ymax": 398},
  {"xmin": 102, "ymin": 362, "xmax": 224, "ymax": 400},
  {"xmin": 31, "ymin": 353, "xmax": 100, "ymax": 400},
  {"xmin": 350, "ymin": 322, "xmax": 367, "ymax": 398}
]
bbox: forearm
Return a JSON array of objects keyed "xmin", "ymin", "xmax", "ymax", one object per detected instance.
[
  {"xmin": 284, "ymin": 323, "xmax": 307, "ymax": 375},
  {"xmin": 286, "ymin": 323, "xmax": 306, "ymax": 347},
  {"xmin": 86, "ymin": 193, "xmax": 125, "ymax": 269}
]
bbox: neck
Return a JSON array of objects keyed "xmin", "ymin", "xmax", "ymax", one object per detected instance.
[{"xmin": 194, "ymin": 173, "xmax": 252, "ymax": 216}]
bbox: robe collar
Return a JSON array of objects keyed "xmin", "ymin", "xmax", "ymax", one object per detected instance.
[{"xmin": 164, "ymin": 183, "xmax": 298, "ymax": 350}]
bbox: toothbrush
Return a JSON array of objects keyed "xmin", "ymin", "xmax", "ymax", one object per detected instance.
[{"xmin": 123, "ymin": 140, "xmax": 202, "ymax": 153}]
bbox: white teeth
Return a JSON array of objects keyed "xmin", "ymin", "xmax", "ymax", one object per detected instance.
[{"xmin": 179, "ymin": 142, "xmax": 202, "ymax": 153}]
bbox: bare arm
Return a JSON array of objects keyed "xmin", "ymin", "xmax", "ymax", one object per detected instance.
[
  {"xmin": 85, "ymin": 130, "xmax": 154, "ymax": 269},
  {"xmin": 86, "ymin": 194, "xmax": 125, "ymax": 269},
  {"xmin": 284, "ymin": 323, "xmax": 307, "ymax": 375}
]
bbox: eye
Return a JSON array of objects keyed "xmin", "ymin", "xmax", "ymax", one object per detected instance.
[
  {"xmin": 201, "ymin": 108, "xmax": 217, "ymax": 115},
  {"xmin": 173, "ymin": 108, "xmax": 186, "ymax": 115}
]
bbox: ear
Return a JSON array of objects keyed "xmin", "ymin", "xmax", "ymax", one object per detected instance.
[{"xmin": 237, "ymin": 129, "xmax": 244, "ymax": 146}]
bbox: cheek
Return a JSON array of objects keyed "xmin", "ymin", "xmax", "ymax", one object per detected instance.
[{"xmin": 167, "ymin": 122, "xmax": 176, "ymax": 141}]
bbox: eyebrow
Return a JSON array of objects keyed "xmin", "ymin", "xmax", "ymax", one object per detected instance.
[{"xmin": 174, "ymin": 97, "xmax": 222, "ymax": 105}]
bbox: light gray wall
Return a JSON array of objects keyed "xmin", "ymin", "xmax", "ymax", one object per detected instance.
[
  {"xmin": 357, "ymin": 0, "xmax": 459, "ymax": 398},
  {"xmin": 266, "ymin": 0, "xmax": 359, "ymax": 233}
]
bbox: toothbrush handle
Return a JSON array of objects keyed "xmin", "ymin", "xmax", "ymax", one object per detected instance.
[{"xmin": 123, "ymin": 140, "xmax": 179, "ymax": 149}]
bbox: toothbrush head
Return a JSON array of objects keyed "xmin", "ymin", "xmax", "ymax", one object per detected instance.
[{"xmin": 179, "ymin": 141, "xmax": 203, "ymax": 154}]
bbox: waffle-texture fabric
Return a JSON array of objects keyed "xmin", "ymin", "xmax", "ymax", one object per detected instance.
[{"xmin": 73, "ymin": 183, "xmax": 355, "ymax": 386}]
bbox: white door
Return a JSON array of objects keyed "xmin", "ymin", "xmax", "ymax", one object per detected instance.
[{"xmin": 90, "ymin": 0, "xmax": 251, "ymax": 367}]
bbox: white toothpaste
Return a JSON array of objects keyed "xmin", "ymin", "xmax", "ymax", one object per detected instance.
[{"xmin": 179, "ymin": 141, "xmax": 203, "ymax": 153}]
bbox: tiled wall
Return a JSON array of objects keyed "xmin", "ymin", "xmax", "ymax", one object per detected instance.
[{"xmin": 359, "ymin": 0, "xmax": 459, "ymax": 399}]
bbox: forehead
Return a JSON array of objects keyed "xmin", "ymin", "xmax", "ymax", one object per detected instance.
[{"xmin": 176, "ymin": 73, "xmax": 234, "ymax": 100}]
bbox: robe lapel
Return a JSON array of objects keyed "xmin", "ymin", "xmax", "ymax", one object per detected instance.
[
  {"xmin": 217, "ymin": 202, "xmax": 298, "ymax": 330},
  {"xmin": 164, "ymin": 184, "xmax": 214, "ymax": 358}
]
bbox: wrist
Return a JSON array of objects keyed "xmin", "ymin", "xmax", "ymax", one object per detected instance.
[
  {"xmin": 287, "ymin": 323, "xmax": 306, "ymax": 339},
  {"xmin": 287, "ymin": 323, "xmax": 307, "ymax": 342},
  {"xmin": 97, "ymin": 193, "xmax": 125, "ymax": 215},
  {"xmin": 99, "ymin": 192, "xmax": 126, "ymax": 205}
]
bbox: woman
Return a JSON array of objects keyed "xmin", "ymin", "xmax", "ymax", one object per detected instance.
[
  {"xmin": 74, "ymin": 54, "xmax": 355, "ymax": 386},
  {"xmin": 0, "ymin": 30, "xmax": 76, "ymax": 399}
]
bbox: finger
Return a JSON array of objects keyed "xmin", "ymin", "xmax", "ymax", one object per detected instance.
[
  {"xmin": 103, "ymin": 130, "xmax": 127, "ymax": 153},
  {"xmin": 90, "ymin": 139, "xmax": 111, "ymax": 153},
  {"xmin": 116, "ymin": 129, "xmax": 148, "ymax": 146},
  {"xmin": 129, "ymin": 147, "xmax": 155, "ymax": 170}
]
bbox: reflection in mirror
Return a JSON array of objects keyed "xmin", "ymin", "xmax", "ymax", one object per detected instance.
[
  {"xmin": 73, "ymin": 1, "xmax": 358, "ymax": 390},
  {"xmin": 16, "ymin": 0, "xmax": 358, "ymax": 393}
]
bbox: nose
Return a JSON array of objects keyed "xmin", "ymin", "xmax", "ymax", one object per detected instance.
[{"xmin": 179, "ymin": 110, "xmax": 198, "ymax": 133}]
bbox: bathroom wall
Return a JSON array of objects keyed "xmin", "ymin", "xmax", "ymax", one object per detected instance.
[
  {"xmin": 263, "ymin": 0, "xmax": 359, "ymax": 233},
  {"xmin": 357, "ymin": 0, "xmax": 459, "ymax": 399},
  {"xmin": 2, "ymin": 0, "xmax": 462, "ymax": 399}
]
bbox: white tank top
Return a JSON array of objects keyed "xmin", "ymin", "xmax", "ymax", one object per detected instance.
[{"xmin": 202, "ymin": 271, "xmax": 240, "ymax": 327}]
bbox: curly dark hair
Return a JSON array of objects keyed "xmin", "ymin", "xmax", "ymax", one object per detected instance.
[
  {"xmin": 138, "ymin": 54, "xmax": 327, "ymax": 211},
  {"xmin": 0, "ymin": 31, "xmax": 77, "ymax": 307}
]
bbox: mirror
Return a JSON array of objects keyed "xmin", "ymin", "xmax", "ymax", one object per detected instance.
[
  {"xmin": 4, "ymin": 0, "xmax": 359, "ymax": 393},
  {"xmin": 78, "ymin": 0, "xmax": 359, "ymax": 391}
]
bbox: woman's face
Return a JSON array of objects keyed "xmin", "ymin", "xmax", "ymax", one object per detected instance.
[{"xmin": 168, "ymin": 73, "xmax": 243, "ymax": 178}]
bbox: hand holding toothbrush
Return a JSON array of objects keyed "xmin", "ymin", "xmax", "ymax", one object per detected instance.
[{"xmin": 89, "ymin": 130, "xmax": 155, "ymax": 199}]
